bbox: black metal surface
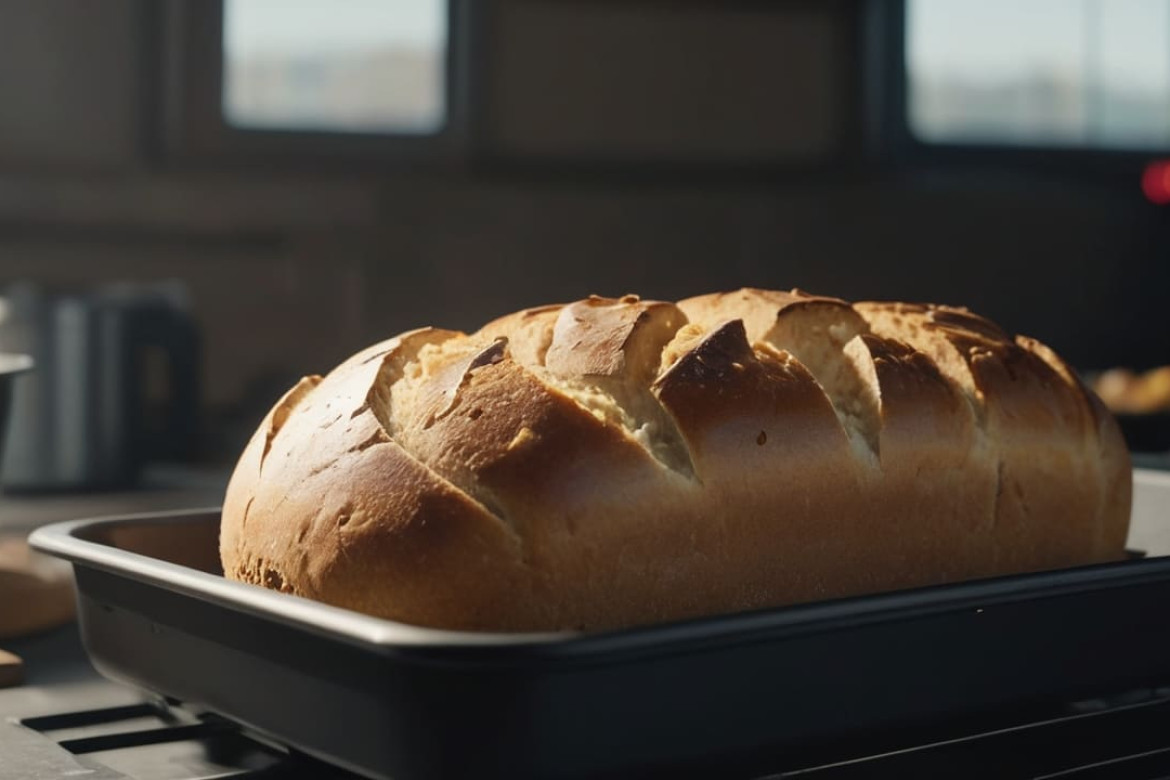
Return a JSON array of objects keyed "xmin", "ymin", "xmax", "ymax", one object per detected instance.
[
  {"xmin": 4, "ymin": 697, "xmax": 337, "ymax": 780},
  {"xmin": 774, "ymin": 691, "xmax": 1170, "ymax": 779},
  {"xmin": 12, "ymin": 680, "xmax": 1170, "ymax": 779},
  {"xmin": 10, "ymin": 687, "xmax": 1170, "ymax": 780},
  {"xmin": 28, "ymin": 507, "xmax": 1170, "ymax": 779}
]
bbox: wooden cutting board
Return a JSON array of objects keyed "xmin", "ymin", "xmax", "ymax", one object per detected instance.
[
  {"xmin": 0, "ymin": 536, "xmax": 76, "ymax": 640},
  {"xmin": 0, "ymin": 536, "xmax": 76, "ymax": 689},
  {"xmin": 0, "ymin": 648, "xmax": 22, "ymax": 687}
]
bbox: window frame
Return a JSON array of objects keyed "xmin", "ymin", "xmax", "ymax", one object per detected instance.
[
  {"xmin": 156, "ymin": 0, "xmax": 479, "ymax": 169},
  {"xmin": 155, "ymin": 0, "xmax": 879, "ymax": 181},
  {"xmin": 874, "ymin": 0, "xmax": 1164, "ymax": 183}
]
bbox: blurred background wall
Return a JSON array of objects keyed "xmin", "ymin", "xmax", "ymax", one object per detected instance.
[{"xmin": 0, "ymin": 0, "xmax": 1165, "ymax": 463}]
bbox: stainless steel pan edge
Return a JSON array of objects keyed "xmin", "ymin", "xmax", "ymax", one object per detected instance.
[
  {"xmin": 28, "ymin": 508, "xmax": 566, "ymax": 654},
  {"xmin": 27, "ymin": 468, "xmax": 1170, "ymax": 667}
]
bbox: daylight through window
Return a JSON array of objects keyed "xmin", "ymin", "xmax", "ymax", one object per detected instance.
[
  {"xmin": 222, "ymin": 0, "xmax": 446, "ymax": 134},
  {"xmin": 908, "ymin": 0, "xmax": 1170, "ymax": 150}
]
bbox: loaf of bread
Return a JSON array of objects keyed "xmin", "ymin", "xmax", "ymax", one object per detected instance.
[{"xmin": 220, "ymin": 289, "xmax": 1132, "ymax": 632}]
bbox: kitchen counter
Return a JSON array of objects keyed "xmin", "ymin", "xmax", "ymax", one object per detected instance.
[{"xmin": 0, "ymin": 465, "xmax": 230, "ymax": 535}]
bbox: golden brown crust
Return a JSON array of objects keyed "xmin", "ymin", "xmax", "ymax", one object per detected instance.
[
  {"xmin": 678, "ymin": 287, "xmax": 853, "ymax": 344},
  {"xmin": 847, "ymin": 334, "xmax": 998, "ymax": 582},
  {"xmin": 654, "ymin": 320, "xmax": 871, "ymax": 604},
  {"xmin": 474, "ymin": 303, "xmax": 563, "ymax": 368},
  {"xmin": 221, "ymin": 288, "xmax": 1133, "ymax": 632},
  {"xmin": 856, "ymin": 303, "xmax": 1126, "ymax": 572},
  {"xmin": 1015, "ymin": 335, "xmax": 1132, "ymax": 560},
  {"xmin": 220, "ymin": 330, "xmax": 534, "ymax": 630}
]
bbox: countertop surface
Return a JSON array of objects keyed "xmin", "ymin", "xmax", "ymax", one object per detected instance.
[{"xmin": 0, "ymin": 465, "xmax": 229, "ymax": 535}]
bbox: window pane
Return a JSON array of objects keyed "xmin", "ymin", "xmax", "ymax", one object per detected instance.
[
  {"xmin": 907, "ymin": 0, "xmax": 1170, "ymax": 150},
  {"xmin": 1096, "ymin": 0, "xmax": 1170, "ymax": 147},
  {"xmin": 223, "ymin": 0, "xmax": 446, "ymax": 134}
]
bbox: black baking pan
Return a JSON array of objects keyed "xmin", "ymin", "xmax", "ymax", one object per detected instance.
[{"xmin": 29, "ymin": 489, "xmax": 1170, "ymax": 780}]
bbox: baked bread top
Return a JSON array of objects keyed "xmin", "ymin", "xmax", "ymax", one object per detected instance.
[{"xmin": 220, "ymin": 288, "xmax": 1131, "ymax": 632}]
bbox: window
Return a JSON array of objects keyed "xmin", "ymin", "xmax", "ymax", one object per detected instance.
[
  {"xmin": 222, "ymin": 0, "xmax": 447, "ymax": 135},
  {"xmin": 907, "ymin": 0, "xmax": 1170, "ymax": 150}
]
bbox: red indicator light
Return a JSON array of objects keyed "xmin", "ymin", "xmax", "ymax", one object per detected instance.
[{"xmin": 1141, "ymin": 160, "xmax": 1170, "ymax": 204}]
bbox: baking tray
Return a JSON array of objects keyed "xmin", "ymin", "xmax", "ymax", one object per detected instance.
[{"xmin": 29, "ymin": 469, "xmax": 1170, "ymax": 780}]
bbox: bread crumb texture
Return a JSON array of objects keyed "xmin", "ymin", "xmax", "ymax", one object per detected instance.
[{"xmin": 220, "ymin": 288, "xmax": 1133, "ymax": 632}]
